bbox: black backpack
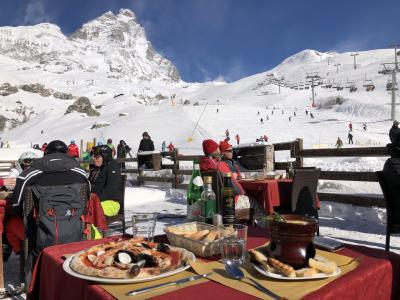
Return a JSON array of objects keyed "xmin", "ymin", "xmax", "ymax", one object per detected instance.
[{"xmin": 31, "ymin": 183, "xmax": 87, "ymax": 252}]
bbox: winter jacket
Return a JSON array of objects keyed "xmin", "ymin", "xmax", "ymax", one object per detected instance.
[
  {"xmin": 11, "ymin": 153, "xmax": 89, "ymax": 215},
  {"xmin": 89, "ymin": 159, "xmax": 122, "ymax": 202},
  {"xmin": 106, "ymin": 143, "xmax": 116, "ymax": 157},
  {"xmin": 117, "ymin": 144, "xmax": 131, "ymax": 158},
  {"xmin": 168, "ymin": 143, "xmax": 175, "ymax": 152},
  {"xmin": 138, "ymin": 138, "xmax": 155, "ymax": 152},
  {"xmin": 223, "ymin": 159, "xmax": 241, "ymax": 179},
  {"xmin": 199, "ymin": 156, "xmax": 245, "ymax": 196},
  {"xmin": 389, "ymin": 126, "xmax": 400, "ymax": 144},
  {"xmin": 68, "ymin": 143, "xmax": 80, "ymax": 158},
  {"xmin": 383, "ymin": 156, "xmax": 400, "ymax": 223}
]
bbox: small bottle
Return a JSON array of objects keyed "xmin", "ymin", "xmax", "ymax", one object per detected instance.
[
  {"xmin": 222, "ymin": 173, "xmax": 235, "ymax": 225},
  {"xmin": 187, "ymin": 161, "xmax": 203, "ymax": 221},
  {"xmin": 200, "ymin": 176, "xmax": 217, "ymax": 224}
]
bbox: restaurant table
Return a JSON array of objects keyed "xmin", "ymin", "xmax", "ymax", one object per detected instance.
[
  {"xmin": 28, "ymin": 226, "xmax": 400, "ymax": 300},
  {"xmin": 239, "ymin": 179, "xmax": 294, "ymax": 214}
]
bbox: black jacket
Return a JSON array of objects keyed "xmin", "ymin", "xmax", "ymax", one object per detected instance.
[
  {"xmin": 383, "ymin": 156, "xmax": 400, "ymax": 222},
  {"xmin": 11, "ymin": 153, "xmax": 89, "ymax": 215},
  {"xmin": 117, "ymin": 144, "xmax": 131, "ymax": 158},
  {"xmin": 89, "ymin": 159, "xmax": 122, "ymax": 202},
  {"xmin": 138, "ymin": 138, "xmax": 154, "ymax": 152}
]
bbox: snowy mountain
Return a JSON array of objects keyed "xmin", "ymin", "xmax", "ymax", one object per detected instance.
[
  {"xmin": 0, "ymin": 8, "xmax": 180, "ymax": 83},
  {"xmin": 0, "ymin": 8, "xmax": 397, "ymax": 164}
]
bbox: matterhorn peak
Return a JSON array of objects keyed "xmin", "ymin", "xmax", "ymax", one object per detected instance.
[{"xmin": 118, "ymin": 8, "xmax": 136, "ymax": 20}]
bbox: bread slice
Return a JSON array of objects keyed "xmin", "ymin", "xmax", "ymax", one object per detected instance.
[
  {"xmin": 186, "ymin": 230, "xmax": 210, "ymax": 240},
  {"xmin": 268, "ymin": 257, "xmax": 296, "ymax": 278},
  {"xmin": 167, "ymin": 228, "xmax": 196, "ymax": 236},
  {"xmin": 295, "ymin": 267, "xmax": 318, "ymax": 277},
  {"xmin": 308, "ymin": 255, "xmax": 337, "ymax": 274},
  {"xmin": 249, "ymin": 249, "xmax": 278, "ymax": 273},
  {"xmin": 202, "ymin": 230, "xmax": 219, "ymax": 242}
]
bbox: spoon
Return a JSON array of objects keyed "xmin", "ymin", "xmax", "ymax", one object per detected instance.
[{"xmin": 224, "ymin": 260, "xmax": 286, "ymax": 300}]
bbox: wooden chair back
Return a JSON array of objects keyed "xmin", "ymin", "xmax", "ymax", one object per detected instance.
[
  {"xmin": 105, "ymin": 175, "xmax": 127, "ymax": 232},
  {"xmin": 291, "ymin": 168, "xmax": 320, "ymax": 218},
  {"xmin": 376, "ymin": 171, "xmax": 400, "ymax": 251}
]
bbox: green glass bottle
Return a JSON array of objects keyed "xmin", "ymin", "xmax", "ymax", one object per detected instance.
[
  {"xmin": 222, "ymin": 173, "xmax": 235, "ymax": 225},
  {"xmin": 187, "ymin": 161, "xmax": 203, "ymax": 221},
  {"xmin": 200, "ymin": 176, "xmax": 217, "ymax": 224}
]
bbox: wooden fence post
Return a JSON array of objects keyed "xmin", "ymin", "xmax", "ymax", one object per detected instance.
[
  {"xmin": 294, "ymin": 138, "xmax": 304, "ymax": 168},
  {"xmin": 93, "ymin": 138, "xmax": 96, "ymax": 147},
  {"xmin": 80, "ymin": 139, "xmax": 84, "ymax": 157},
  {"xmin": 173, "ymin": 148, "xmax": 180, "ymax": 188}
]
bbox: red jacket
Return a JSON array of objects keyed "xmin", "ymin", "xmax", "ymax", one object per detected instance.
[
  {"xmin": 168, "ymin": 143, "xmax": 175, "ymax": 152},
  {"xmin": 199, "ymin": 156, "xmax": 245, "ymax": 199},
  {"xmin": 68, "ymin": 144, "xmax": 80, "ymax": 158}
]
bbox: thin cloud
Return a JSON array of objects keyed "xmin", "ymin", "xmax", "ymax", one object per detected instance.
[
  {"xmin": 23, "ymin": 0, "xmax": 52, "ymax": 25},
  {"xmin": 331, "ymin": 37, "xmax": 373, "ymax": 53}
]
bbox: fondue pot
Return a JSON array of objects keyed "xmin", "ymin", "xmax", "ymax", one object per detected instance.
[{"xmin": 267, "ymin": 214, "xmax": 318, "ymax": 269}]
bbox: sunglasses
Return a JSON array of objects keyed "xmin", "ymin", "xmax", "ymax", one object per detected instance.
[
  {"xmin": 22, "ymin": 158, "xmax": 34, "ymax": 164},
  {"xmin": 224, "ymin": 149, "xmax": 233, "ymax": 153},
  {"xmin": 94, "ymin": 155, "xmax": 102, "ymax": 159}
]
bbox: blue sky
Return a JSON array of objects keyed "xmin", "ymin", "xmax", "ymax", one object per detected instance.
[{"xmin": 0, "ymin": 0, "xmax": 399, "ymax": 82}]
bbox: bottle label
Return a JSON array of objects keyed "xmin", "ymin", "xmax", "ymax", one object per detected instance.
[
  {"xmin": 192, "ymin": 176, "xmax": 203, "ymax": 187},
  {"xmin": 204, "ymin": 200, "xmax": 216, "ymax": 218},
  {"xmin": 187, "ymin": 202, "xmax": 201, "ymax": 221}
]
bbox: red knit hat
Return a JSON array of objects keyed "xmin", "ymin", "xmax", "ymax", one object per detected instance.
[
  {"xmin": 219, "ymin": 140, "xmax": 232, "ymax": 152},
  {"xmin": 202, "ymin": 139, "xmax": 219, "ymax": 155}
]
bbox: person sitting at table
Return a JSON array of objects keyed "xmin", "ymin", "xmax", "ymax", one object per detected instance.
[
  {"xmin": 6, "ymin": 140, "xmax": 90, "ymax": 264},
  {"xmin": 219, "ymin": 140, "xmax": 242, "ymax": 180},
  {"xmin": 200, "ymin": 139, "xmax": 251, "ymax": 209},
  {"xmin": 383, "ymin": 128, "xmax": 400, "ymax": 225},
  {"xmin": 89, "ymin": 145, "xmax": 122, "ymax": 217}
]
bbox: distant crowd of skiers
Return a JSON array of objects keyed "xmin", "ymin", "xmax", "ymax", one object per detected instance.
[{"xmin": 25, "ymin": 133, "xmax": 177, "ymax": 171}]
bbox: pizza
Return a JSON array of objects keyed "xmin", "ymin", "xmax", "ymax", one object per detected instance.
[{"xmin": 69, "ymin": 238, "xmax": 193, "ymax": 279}]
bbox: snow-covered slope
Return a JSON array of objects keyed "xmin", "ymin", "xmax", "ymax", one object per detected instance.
[{"xmin": 0, "ymin": 8, "xmax": 396, "ymax": 160}]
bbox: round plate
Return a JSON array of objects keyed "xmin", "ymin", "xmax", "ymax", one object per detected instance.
[
  {"xmin": 252, "ymin": 263, "xmax": 341, "ymax": 280},
  {"xmin": 63, "ymin": 247, "xmax": 195, "ymax": 284}
]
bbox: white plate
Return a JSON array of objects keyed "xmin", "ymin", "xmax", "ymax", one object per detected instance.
[
  {"xmin": 63, "ymin": 247, "xmax": 195, "ymax": 284},
  {"xmin": 252, "ymin": 263, "xmax": 341, "ymax": 280}
]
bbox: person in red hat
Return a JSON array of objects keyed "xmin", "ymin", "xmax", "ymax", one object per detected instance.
[
  {"xmin": 199, "ymin": 139, "xmax": 245, "ymax": 198},
  {"xmin": 219, "ymin": 140, "xmax": 241, "ymax": 180}
]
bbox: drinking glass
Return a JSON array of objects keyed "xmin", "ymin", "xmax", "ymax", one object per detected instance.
[
  {"xmin": 219, "ymin": 224, "xmax": 248, "ymax": 264},
  {"xmin": 131, "ymin": 213, "xmax": 158, "ymax": 241}
]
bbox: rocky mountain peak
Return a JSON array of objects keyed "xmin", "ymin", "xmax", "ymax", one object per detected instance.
[{"xmin": 0, "ymin": 8, "xmax": 180, "ymax": 83}]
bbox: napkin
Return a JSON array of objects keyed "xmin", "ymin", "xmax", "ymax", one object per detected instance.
[{"xmin": 190, "ymin": 249, "xmax": 360, "ymax": 300}]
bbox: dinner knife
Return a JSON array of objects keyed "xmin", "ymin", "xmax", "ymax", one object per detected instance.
[{"xmin": 126, "ymin": 272, "xmax": 212, "ymax": 296}]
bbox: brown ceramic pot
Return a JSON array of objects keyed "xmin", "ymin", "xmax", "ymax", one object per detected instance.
[{"xmin": 267, "ymin": 214, "xmax": 318, "ymax": 269}]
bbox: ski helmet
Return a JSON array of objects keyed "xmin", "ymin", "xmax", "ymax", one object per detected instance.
[{"xmin": 18, "ymin": 151, "xmax": 38, "ymax": 166}]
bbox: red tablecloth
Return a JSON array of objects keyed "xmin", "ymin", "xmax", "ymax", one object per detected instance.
[
  {"xmin": 28, "ymin": 227, "xmax": 400, "ymax": 300},
  {"xmin": 239, "ymin": 179, "xmax": 293, "ymax": 214}
]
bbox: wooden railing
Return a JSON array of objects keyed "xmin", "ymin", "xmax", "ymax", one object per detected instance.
[{"xmin": 0, "ymin": 140, "xmax": 388, "ymax": 208}]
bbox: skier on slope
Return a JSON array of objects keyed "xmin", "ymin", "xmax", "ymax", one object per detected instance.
[
  {"xmin": 348, "ymin": 132, "xmax": 354, "ymax": 144},
  {"xmin": 235, "ymin": 134, "xmax": 240, "ymax": 145},
  {"xmin": 335, "ymin": 137, "xmax": 343, "ymax": 148}
]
